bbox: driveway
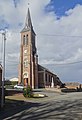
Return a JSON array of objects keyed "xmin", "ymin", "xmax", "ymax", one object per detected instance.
[{"xmin": 0, "ymin": 90, "xmax": 82, "ymax": 120}]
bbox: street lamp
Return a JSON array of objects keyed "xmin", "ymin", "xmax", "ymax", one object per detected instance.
[{"xmin": 1, "ymin": 30, "xmax": 6, "ymax": 108}]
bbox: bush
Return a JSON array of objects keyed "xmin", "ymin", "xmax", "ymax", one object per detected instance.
[
  {"xmin": 11, "ymin": 81, "xmax": 18, "ymax": 86},
  {"xmin": 23, "ymin": 85, "xmax": 33, "ymax": 98},
  {"xmin": 5, "ymin": 85, "xmax": 14, "ymax": 89}
]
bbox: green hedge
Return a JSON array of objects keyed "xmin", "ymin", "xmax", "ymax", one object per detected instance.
[
  {"xmin": 5, "ymin": 85, "xmax": 14, "ymax": 89},
  {"xmin": 5, "ymin": 81, "xmax": 18, "ymax": 86},
  {"xmin": 23, "ymin": 85, "xmax": 33, "ymax": 98}
]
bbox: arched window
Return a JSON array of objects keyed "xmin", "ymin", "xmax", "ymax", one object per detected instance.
[
  {"xmin": 26, "ymin": 35, "xmax": 28, "ymax": 45},
  {"xmin": 23, "ymin": 35, "xmax": 25, "ymax": 45},
  {"xmin": 23, "ymin": 35, "xmax": 28, "ymax": 46}
]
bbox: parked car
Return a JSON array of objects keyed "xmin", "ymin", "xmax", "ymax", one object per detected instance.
[{"xmin": 14, "ymin": 84, "xmax": 24, "ymax": 89}]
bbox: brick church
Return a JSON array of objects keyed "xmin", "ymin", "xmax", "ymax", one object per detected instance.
[{"xmin": 18, "ymin": 8, "xmax": 62, "ymax": 89}]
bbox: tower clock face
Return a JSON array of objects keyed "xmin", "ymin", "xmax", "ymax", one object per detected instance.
[{"xmin": 24, "ymin": 50, "xmax": 27, "ymax": 53}]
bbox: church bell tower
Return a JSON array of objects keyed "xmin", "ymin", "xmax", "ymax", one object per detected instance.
[{"xmin": 19, "ymin": 8, "xmax": 38, "ymax": 89}]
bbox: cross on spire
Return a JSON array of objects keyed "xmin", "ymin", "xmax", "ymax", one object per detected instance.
[{"xmin": 28, "ymin": 2, "xmax": 30, "ymax": 6}]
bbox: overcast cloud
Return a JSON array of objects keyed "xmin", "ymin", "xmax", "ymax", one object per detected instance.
[{"xmin": 0, "ymin": 0, "xmax": 82, "ymax": 83}]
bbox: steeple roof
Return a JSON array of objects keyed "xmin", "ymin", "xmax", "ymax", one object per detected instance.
[
  {"xmin": 25, "ymin": 8, "xmax": 32, "ymax": 28},
  {"xmin": 21, "ymin": 8, "xmax": 35, "ymax": 34}
]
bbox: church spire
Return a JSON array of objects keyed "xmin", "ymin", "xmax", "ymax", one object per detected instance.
[
  {"xmin": 25, "ymin": 8, "xmax": 32, "ymax": 29},
  {"xmin": 21, "ymin": 8, "xmax": 35, "ymax": 33}
]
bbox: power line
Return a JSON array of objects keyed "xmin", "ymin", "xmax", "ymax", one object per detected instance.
[
  {"xmin": 5, "ymin": 58, "xmax": 82, "ymax": 66},
  {"xmin": 1, "ymin": 30, "xmax": 82, "ymax": 38},
  {"xmin": 1, "ymin": 58, "xmax": 82, "ymax": 66},
  {"xmin": 0, "ymin": 59, "xmax": 19, "ymax": 63},
  {"xmin": 1, "ymin": 30, "xmax": 82, "ymax": 67},
  {"xmin": 6, "ymin": 60, "xmax": 19, "ymax": 63},
  {"xmin": 37, "ymin": 33, "xmax": 82, "ymax": 38},
  {"xmin": 42, "ymin": 60, "xmax": 82, "ymax": 66},
  {"xmin": 6, "ymin": 64, "xmax": 18, "ymax": 66}
]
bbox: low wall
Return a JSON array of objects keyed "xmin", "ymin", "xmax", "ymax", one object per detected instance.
[
  {"xmin": 5, "ymin": 89, "xmax": 23, "ymax": 96},
  {"xmin": 45, "ymin": 88, "xmax": 61, "ymax": 92},
  {"xmin": 61, "ymin": 88, "xmax": 77, "ymax": 93}
]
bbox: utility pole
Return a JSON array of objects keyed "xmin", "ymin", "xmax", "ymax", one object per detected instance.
[{"xmin": 1, "ymin": 30, "xmax": 6, "ymax": 108}]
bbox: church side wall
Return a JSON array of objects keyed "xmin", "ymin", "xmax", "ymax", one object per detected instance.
[
  {"xmin": 38, "ymin": 72, "xmax": 44, "ymax": 88},
  {"xmin": 38, "ymin": 67, "xmax": 62, "ymax": 88}
]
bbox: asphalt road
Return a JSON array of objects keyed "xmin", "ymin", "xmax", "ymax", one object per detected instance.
[{"xmin": 1, "ymin": 90, "xmax": 82, "ymax": 120}]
